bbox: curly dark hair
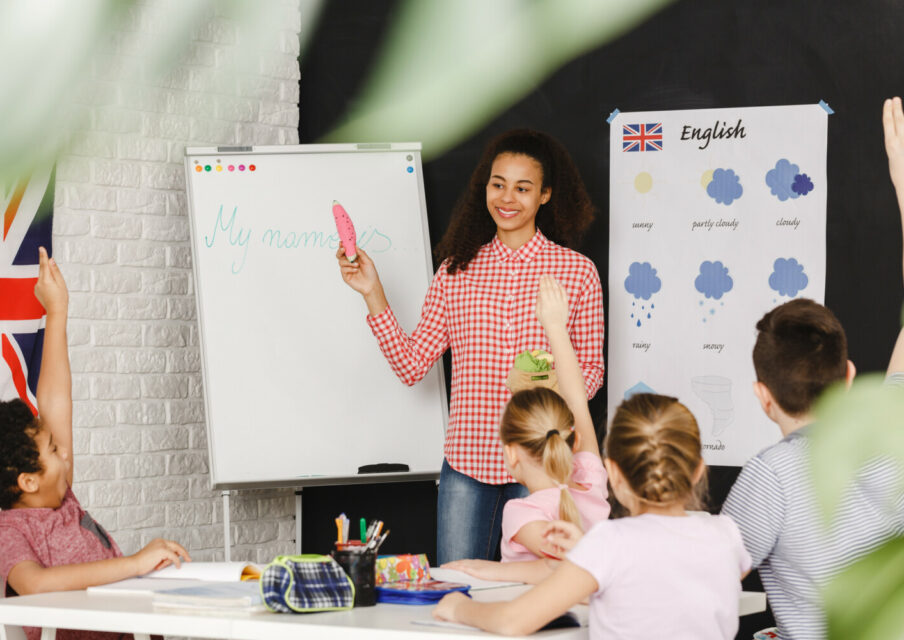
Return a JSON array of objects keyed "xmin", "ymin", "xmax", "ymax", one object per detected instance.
[
  {"xmin": 0, "ymin": 399, "xmax": 42, "ymax": 510},
  {"xmin": 435, "ymin": 129, "xmax": 596, "ymax": 274}
]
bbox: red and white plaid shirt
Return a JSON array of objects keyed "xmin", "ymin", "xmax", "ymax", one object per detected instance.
[{"xmin": 367, "ymin": 230, "xmax": 605, "ymax": 484}]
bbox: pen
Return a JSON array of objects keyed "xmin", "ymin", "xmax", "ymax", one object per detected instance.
[
  {"xmin": 335, "ymin": 517, "xmax": 343, "ymax": 544},
  {"xmin": 360, "ymin": 517, "xmax": 366, "ymax": 543}
]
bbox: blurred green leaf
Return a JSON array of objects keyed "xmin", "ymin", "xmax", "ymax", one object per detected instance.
[
  {"xmin": 825, "ymin": 536, "xmax": 904, "ymax": 640},
  {"xmin": 323, "ymin": 0, "xmax": 674, "ymax": 160},
  {"xmin": 810, "ymin": 374, "xmax": 904, "ymax": 523}
]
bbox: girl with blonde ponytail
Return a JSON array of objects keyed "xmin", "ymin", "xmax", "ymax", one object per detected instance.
[
  {"xmin": 435, "ymin": 393, "xmax": 752, "ymax": 639},
  {"xmin": 445, "ymin": 276, "xmax": 608, "ymax": 572}
]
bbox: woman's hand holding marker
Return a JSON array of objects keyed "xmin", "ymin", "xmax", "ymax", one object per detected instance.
[{"xmin": 336, "ymin": 246, "xmax": 389, "ymax": 317}]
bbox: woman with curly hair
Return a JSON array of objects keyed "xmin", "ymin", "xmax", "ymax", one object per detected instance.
[{"xmin": 337, "ymin": 129, "xmax": 605, "ymax": 563}]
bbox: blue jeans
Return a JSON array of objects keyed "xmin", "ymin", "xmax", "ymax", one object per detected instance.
[{"xmin": 436, "ymin": 459, "xmax": 528, "ymax": 564}]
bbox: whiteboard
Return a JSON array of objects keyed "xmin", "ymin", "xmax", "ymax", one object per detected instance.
[{"xmin": 184, "ymin": 144, "xmax": 448, "ymax": 489}]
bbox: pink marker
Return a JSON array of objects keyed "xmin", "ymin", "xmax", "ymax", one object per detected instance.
[{"xmin": 332, "ymin": 200, "xmax": 357, "ymax": 263}]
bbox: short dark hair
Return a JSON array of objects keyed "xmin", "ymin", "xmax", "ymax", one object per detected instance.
[
  {"xmin": 0, "ymin": 399, "xmax": 42, "ymax": 509},
  {"xmin": 435, "ymin": 129, "xmax": 595, "ymax": 274},
  {"xmin": 753, "ymin": 299, "xmax": 848, "ymax": 416}
]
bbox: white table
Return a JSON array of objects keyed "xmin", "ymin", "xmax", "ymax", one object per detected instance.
[
  {"xmin": 0, "ymin": 585, "xmax": 581, "ymax": 640},
  {"xmin": 0, "ymin": 587, "xmax": 766, "ymax": 640}
]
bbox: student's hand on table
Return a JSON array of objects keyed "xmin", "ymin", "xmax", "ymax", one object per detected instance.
[
  {"xmin": 432, "ymin": 591, "xmax": 470, "ymax": 622},
  {"xmin": 535, "ymin": 275, "xmax": 568, "ymax": 332},
  {"xmin": 441, "ymin": 558, "xmax": 504, "ymax": 581},
  {"xmin": 132, "ymin": 538, "xmax": 192, "ymax": 575},
  {"xmin": 34, "ymin": 246, "xmax": 69, "ymax": 315},
  {"xmin": 541, "ymin": 520, "xmax": 584, "ymax": 557},
  {"xmin": 884, "ymin": 97, "xmax": 904, "ymax": 194},
  {"xmin": 336, "ymin": 246, "xmax": 381, "ymax": 296}
]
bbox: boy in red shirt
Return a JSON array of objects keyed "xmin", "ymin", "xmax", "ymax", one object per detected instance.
[{"xmin": 0, "ymin": 248, "xmax": 189, "ymax": 640}]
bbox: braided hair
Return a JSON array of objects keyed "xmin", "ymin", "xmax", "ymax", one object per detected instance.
[{"xmin": 605, "ymin": 393, "xmax": 706, "ymax": 510}]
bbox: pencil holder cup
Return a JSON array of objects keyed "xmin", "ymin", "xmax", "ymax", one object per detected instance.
[{"xmin": 331, "ymin": 545, "xmax": 377, "ymax": 607}]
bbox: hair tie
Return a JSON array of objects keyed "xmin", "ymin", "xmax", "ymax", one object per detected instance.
[
  {"xmin": 558, "ymin": 483, "xmax": 568, "ymax": 491},
  {"xmin": 545, "ymin": 429, "xmax": 558, "ymax": 440}
]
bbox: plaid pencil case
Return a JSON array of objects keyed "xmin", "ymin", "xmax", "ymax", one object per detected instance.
[{"xmin": 260, "ymin": 554, "xmax": 355, "ymax": 613}]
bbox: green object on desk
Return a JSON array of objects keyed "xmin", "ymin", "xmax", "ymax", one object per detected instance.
[{"xmin": 360, "ymin": 518, "xmax": 366, "ymax": 543}]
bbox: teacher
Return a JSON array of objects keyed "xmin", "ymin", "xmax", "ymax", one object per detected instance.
[{"xmin": 336, "ymin": 130, "xmax": 604, "ymax": 563}]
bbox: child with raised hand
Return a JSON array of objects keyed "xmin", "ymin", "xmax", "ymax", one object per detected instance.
[
  {"xmin": 719, "ymin": 98, "xmax": 904, "ymax": 640},
  {"xmin": 443, "ymin": 275, "xmax": 608, "ymax": 578},
  {"xmin": 0, "ymin": 249, "xmax": 190, "ymax": 621},
  {"xmin": 434, "ymin": 393, "xmax": 751, "ymax": 639}
]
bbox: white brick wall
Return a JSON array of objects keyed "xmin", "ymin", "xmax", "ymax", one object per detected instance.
[{"xmin": 56, "ymin": 0, "xmax": 301, "ymax": 564}]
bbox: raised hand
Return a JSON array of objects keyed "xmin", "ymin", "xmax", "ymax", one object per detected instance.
[
  {"xmin": 33, "ymin": 246, "xmax": 68, "ymax": 316},
  {"xmin": 535, "ymin": 275, "xmax": 568, "ymax": 332}
]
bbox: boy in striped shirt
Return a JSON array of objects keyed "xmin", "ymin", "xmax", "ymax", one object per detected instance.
[{"xmin": 722, "ymin": 98, "xmax": 904, "ymax": 639}]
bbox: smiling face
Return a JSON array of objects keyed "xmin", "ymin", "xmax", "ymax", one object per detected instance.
[
  {"xmin": 486, "ymin": 153, "xmax": 551, "ymax": 249},
  {"xmin": 24, "ymin": 426, "xmax": 70, "ymax": 508}
]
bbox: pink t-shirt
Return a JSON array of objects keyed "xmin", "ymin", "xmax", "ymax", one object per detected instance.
[
  {"xmin": 567, "ymin": 513, "xmax": 752, "ymax": 640},
  {"xmin": 501, "ymin": 451, "xmax": 609, "ymax": 562},
  {"xmin": 0, "ymin": 487, "xmax": 128, "ymax": 640}
]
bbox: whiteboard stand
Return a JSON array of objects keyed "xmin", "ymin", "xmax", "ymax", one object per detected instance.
[
  {"xmin": 295, "ymin": 490, "xmax": 303, "ymax": 554},
  {"xmin": 222, "ymin": 491, "xmax": 231, "ymax": 562}
]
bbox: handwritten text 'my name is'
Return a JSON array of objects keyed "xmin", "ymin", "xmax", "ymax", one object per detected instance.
[{"xmin": 204, "ymin": 205, "xmax": 393, "ymax": 274}]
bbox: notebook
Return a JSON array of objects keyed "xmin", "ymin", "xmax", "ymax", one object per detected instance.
[{"xmin": 151, "ymin": 581, "xmax": 266, "ymax": 614}]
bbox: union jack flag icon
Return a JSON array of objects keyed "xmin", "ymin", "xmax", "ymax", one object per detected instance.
[
  {"xmin": 623, "ymin": 123, "xmax": 663, "ymax": 152},
  {"xmin": 1, "ymin": 166, "xmax": 55, "ymax": 415}
]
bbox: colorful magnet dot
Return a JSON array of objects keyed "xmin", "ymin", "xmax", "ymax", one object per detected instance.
[
  {"xmin": 406, "ymin": 166, "xmax": 414, "ymax": 173},
  {"xmin": 249, "ymin": 164, "xmax": 256, "ymax": 172},
  {"xmin": 228, "ymin": 165, "xmax": 235, "ymax": 171},
  {"xmin": 238, "ymin": 165, "xmax": 245, "ymax": 171},
  {"xmin": 215, "ymin": 165, "xmax": 223, "ymax": 172},
  {"xmin": 195, "ymin": 165, "xmax": 202, "ymax": 172},
  {"xmin": 204, "ymin": 165, "xmax": 211, "ymax": 172}
]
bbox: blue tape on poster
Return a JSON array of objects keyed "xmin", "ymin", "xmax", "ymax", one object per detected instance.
[
  {"xmin": 606, "ymin": 108, "xmax": 621, "ymax": 124},
  {"xmin": 818, "ymin": 100, "xmax": 834, "ymax": 115}
]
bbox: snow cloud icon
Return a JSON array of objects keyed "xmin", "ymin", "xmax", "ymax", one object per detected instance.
[
  {"xmin": 624, "ymin": 262, "xmax": 662, "ymax": 300},
  {"xmin": 695, "ymin": 261, "xmax": 733, "ymax": 299},
  {"xmin": 768, "ymin": 257, "xmax": 809, "ymax": 297}
]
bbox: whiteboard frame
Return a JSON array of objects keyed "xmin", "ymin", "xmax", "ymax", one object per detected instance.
[{"xmin": 183, "ymin": 143, "xmax": 448, "ymax": 490}]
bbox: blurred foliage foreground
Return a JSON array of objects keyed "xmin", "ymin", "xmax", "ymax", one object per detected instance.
[{"xmin": 812, "ymin": 373, "xmax": 904, "ymax": 640}]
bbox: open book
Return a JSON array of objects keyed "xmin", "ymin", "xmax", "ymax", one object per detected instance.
[{"xmin": 87, "ymin": 562, "xmax": 262, "ymax": 597}]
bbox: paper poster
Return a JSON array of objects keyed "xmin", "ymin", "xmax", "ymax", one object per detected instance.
[{"xmin": 608, "ymin": 105, "xmax": 828, "ymax": 466}]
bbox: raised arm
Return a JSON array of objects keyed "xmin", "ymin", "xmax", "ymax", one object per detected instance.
[
  {"xmin": 883, "ymin": 97, "xmax": 904, "ymax": 375},
  {"xmin": 535, "ymin": 275, "xmax": 599, "ymax": 456},
  {"xmin": 32, "ymin": 247, "xmax": 73, "ymax": 485}
]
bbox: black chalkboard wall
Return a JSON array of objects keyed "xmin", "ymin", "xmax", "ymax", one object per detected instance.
[{"xmin": 297, "ymin": 1, "xmax": 904, "ymax": 633}]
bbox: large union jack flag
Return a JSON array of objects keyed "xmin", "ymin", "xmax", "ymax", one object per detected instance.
[
  {"xmin": 1, "ymin": 166, "xmax": 55, "ymax": 415},
  {"xmin": 622, "ymin": 123, "xmax": 663, "ymax": 152}
]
